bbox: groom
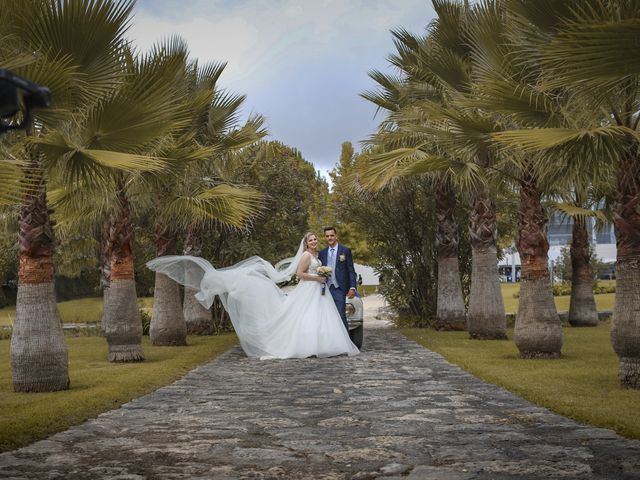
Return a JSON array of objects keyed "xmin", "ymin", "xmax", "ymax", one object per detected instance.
[{"xmin": 319, "ymin": 226, "xmax": 357, "ymax": 331}]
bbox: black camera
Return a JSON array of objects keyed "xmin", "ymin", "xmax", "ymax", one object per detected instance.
[{"xmin": 0, "ymin": 69, "xmax": 51, "ymax": 134}]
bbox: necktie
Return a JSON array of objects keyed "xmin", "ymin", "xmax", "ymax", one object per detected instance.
[{"xmin": 329, "ymin": 248, "xmax": 336, "ymax": 286}]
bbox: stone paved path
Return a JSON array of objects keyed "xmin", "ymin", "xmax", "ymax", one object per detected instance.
[{"xmin": 2, "ymin": 301, "xmax": 640, "ymax": 479}]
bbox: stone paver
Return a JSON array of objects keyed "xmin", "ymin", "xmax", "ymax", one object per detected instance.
[{"xmin": 1, "ymin": 297, "xmax": 639, "ymax": 479}]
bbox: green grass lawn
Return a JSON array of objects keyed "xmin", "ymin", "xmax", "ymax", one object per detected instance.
[
  {"xmin": 497, "ymin": 282, "xmax": 614, "ymax": 314},
  {"xmin": 401, "ymin": 323, "xmax": 640, "ymax": 440},
  {"xmin": 0, "ymin": 280, "xmax": 616, "ymax": 325},
  {"xmin": 0, "ymin": 297, "xmax": 154, "ymax": 326},
  {"xmin": 0, "ymin": 334, "xmax": 237, "ymax": 452}
]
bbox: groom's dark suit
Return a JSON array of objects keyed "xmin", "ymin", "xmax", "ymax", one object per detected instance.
[{"xmin": 319, "ymin": 244, "xmax": 357, "ymax": 331}]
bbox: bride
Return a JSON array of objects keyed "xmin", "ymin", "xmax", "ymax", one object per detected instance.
[{"xmin": 146, "ymin": 232, "xmax": 359, "ymax": 359}]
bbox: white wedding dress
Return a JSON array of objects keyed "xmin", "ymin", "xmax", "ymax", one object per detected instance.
[{"xmin": 146, "ymin": 239, "xmax": 359, "ymax": 360}]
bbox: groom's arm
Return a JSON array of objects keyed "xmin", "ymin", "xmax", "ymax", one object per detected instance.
[{"xmin": 346, "ymin": 247, "xmax": 357, "ymax": 297}]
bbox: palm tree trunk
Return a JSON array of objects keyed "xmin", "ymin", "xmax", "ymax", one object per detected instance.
[
  {"xmin": 0, "ymin": 277, "xmax": 7, "ymax": 308},
  {"xmin": 11, "ymin": 164, "xmax": 69, "ymax": 392},
  {"xmin": 100, "ymin": 217, "xmax": 112, "ymax": 292},
  {"xmin": 103, "ymin": 185, "xmax": 144, "ymax": 362},
  {"xmin": 435, "ymin": 180, "xmax": 465, "ymax": 330},
  {"xmin": 99, "ymin": 217, "xmax": 112, "ymax": 333},
  {"xmin": 149, "ymin": 219, "xmax": 187, "ymax": 346},
  {"xmin": 467, "ymin": 189, "xmax": 506, "ymax": 339},
  {"xmin": 212, "ymin": 296, "xmax": 232, "ymax": 334},
  {"xmin": 568, "ymin": 218, "xmax": 598, "ymax": 327},
  {"xmin": 611, "ymin": 140, "xmax": 640, "ymax": 388},
  {"xmin": 514, "ymin": 173, "xmax": 562, "ymax": 358},
  {"xmin": 182, "ymin": 223, "xmax": 213, "ymax": 335}
]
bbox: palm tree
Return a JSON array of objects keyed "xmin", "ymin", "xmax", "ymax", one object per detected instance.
[
  {"xmin": 2, "ymin": 0, "xmax": 137, "ymax": 391},
  {"xmin": 433, "ymin": 177, "xmax": 466, "ymax": 330},
  {"xmin": 143, "ymin": 57, "xmax": 266, "ymax": 344},
  {"xmin": 464, "ymin": 0, "xmax": 569, "ymax": 356},
  {"xmin": 361, "ymin": 5, "xmax": 506, "ymax": 338},
  {"xmin": 42, "ymin": 36, "xmax": 194, "ymax": 362},
  {"xmin": 553, "ymin": 183, "xmax": 613, "ymax": 327},
  {"xmin": 179, "ymin": 85, "xmax": 267, "ymax": 336},
  {"xmin": 490, "ymin": 0, "xmax": 640, "ymax": 383},
  {"xmin": 568, "ymin": 216, "xmax": 598, "ymax": 327},
  {"xmin": 182, "ymin": 222, "xmax": 211, "ymax": 334},
  {"xmin": 360, "ymin": 26, "xmax": 466, "ymax": 331},
  {"xmin": 413, "ymin": 2, "xmax": 507, "ymax": 340},
  {"xmin": 150, "ymin": 180, "xmax": 264, "ymax": 344}
]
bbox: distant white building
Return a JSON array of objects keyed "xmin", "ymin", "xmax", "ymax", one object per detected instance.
[
  {"xmin": 354, "ymin": 263, "xmax": 380, "ymax": 285},
  {"xmin": 498, "ymin": 214, "xmax": 616, "ymax": 282}
]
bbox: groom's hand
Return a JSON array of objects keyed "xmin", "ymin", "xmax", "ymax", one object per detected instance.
[{"xmin": 347, "ymin": 288, "xmax": 356, "ymax": 299}]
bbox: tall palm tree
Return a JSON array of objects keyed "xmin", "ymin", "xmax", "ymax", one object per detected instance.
[
  {"xmin": 179, "ymin": 85, "xmax": 267, "ymax": 336},
  {"xmin": 434, "ymin": 177, "xmax": 466, "ymax": 330},
  {"xmin": 491, "ymin": 0, "xmax": 640, "ymax": 383},
  {"xmin": 41, "ymin": 37, "xmax": 193, "ymax": 362},
  {"xmin": 461, "ymin": 0, "xmax": 563, "ymax": 356},
  {"xmin": 413, "ymin": 2, "xmax": 507, "ymax": 340},
  {"xmin": 2, "ymin": 0, "xmax": 138, "ymax": 391},
  {"xmin": 361, "ymin": 5, "xmax": 506, "ymax": 338},
  {"xmin": 143, "ymin": 56, "xmax": 266, "ymax": 344},
  {"xmin": 552, "ymin": 183, "xmax": 613, "ymax": 327},
  {"xmin": 361, "ymin": 26, "xmax": 466, "ymax": 331}
]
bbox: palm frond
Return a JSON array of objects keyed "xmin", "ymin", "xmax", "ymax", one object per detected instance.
[
  {"xmin": 540, "ymin": 4, "xmax": 640, "ymax": 88},
  {"xmin": 48, "ymin": 179, "xmax": 116, "ymax": 222},
  {"xmin": 83, "ymin": 150, "xmax": 167, "ymax": 172},
  {"xmin": 220, "ymin": 114, "xmax": 268, "ymax": 151},
  {"xmin": 10, "ymin": 0, "xmax": 134, "ymax": 107},
  {"xmin": 492, "ymin": 125, "xmax": 636, "ymax": 152},
  {"xmin": 162, "ymin": 183, "xmax": 265, "ymax": 230},
  {"xmin": 196, "ymin": 60, "xmax": 227, "ymax": 89},
  {"xmin": 359, "ymin": 147, "xmax": 448, "ymax": 190},
  {"xmin": 361, "ymin": 70, "xmax": 404, "ymax": 113},
  {"xmin": 208, "ymin": 90, "xmax": 247, "ymax": 137},
  {"xmin": 0, "ymin": 158, "xmax": 32, "ymax": 205},
  {"xmin": 551, "ymin": 202, "xmax": 608, "ymax": 223}
]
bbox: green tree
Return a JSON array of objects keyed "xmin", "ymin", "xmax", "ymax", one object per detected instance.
[
  {"xmin": 327, "ymin": 143, "xmax": 374, "ymax": 263},
  {"xmin": 345, "ymin": 176, "xmax": 441, "ymax": 321},
  {"xmin": 45, "ymin": 36, "xmax": 200, "ymax": 363},
  {"xmin": 203, "ymin": 141, "xmax": 329, "ymax": 265},
  {"xmin": 360, "ymin": 7, "xmax": 502, "ymax": 336},
  {"xmin": 487, "ymin": 0, "xmax": 640, "ymax": 383},
  {"xmin": 137, "ymin": 51, "xmax": 267, "ymax": 345},
  {"xmin": 2, "ymin": 0, "xmax": 162, "ymax": 390},
  {"xmin": 178, "ymin": 82, "xmax": 268, "ymax": 335}
]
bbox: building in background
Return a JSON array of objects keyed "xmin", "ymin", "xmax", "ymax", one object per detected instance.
[{"xmin": 498, "ymin": 214, "xmax": 617, "ymax": 282}]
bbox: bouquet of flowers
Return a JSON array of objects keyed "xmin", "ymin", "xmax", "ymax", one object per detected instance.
[{"xmin": 317, "ymin": 266, "xmax": 332, "ymax": 295}]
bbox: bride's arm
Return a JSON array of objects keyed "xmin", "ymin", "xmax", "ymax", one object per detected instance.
[{"xmin": 296, "ymin": 253, "xmax": 325, "ymax": 283}]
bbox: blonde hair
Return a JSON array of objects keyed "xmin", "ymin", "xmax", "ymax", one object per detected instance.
[{"xmin": 303, "ymin": 232, "xmax": 317, "ymax": 249}]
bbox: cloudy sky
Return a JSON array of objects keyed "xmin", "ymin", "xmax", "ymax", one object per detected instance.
[{"xmin": 131, "ymin": 0, "xmax": 436, "ymax": 180}]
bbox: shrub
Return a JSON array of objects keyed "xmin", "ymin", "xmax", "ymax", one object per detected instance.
[
  {"xmin": 593, "ymin": 282, "xmax": 616, "ymax": 294},
  {"xmin": 512, "ymin": 281, "xmax": 616, "ymax": 298},
  {"xmin": 392, "ymin": 314, "xmax": 433, "ymax": 329},
  {"xmin": 552, "ymin": 282, "xmax": 573, "ymax": 296},
  {"xmin": 0, "ymin": 326, "xmax": 11, "ymax": 341},
  {"xmin": 139, "ymin": 308, "xmax": 151, "ymax": 336}
]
